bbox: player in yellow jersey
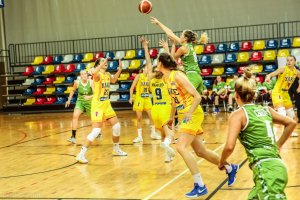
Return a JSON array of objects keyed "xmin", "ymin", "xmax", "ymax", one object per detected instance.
[
  {"xmin": 140, "ymin": 36, "xmax": 175, "ymax": 162},
  {"xmin": 76, "ymin": 58, "xmax": 127, "ymax": 164},
  {"xmin": 265, "ymin": 55, "xmax": 300, "ymax": 137},
  {"xmin": 157, "ymin": 52, "xmax": 238, "ymax": 198}
]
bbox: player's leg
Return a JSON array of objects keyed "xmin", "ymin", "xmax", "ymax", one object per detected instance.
[
  {"xmin": 107, "ymin": 116, "xmax": 127, "ymax": 156},
  {"xmin": 284, "ymin": 92, "xmax": 298, "ymax": 137},
  {"xmin": 68, "ymin": 108, "xmax": 83, "ymax": 144},
  {"xmin": 145, "ymin": 108, "xmax": 161, "ymax": 140}
]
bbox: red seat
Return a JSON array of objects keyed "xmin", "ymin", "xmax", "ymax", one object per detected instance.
[
  {"xmin": 238, "ymin": 66, "xmax": 247, "ymax": 74},
  {"xmin": 42, "ymin": 76, "xmax": 56, "ymax": 84},
  {"xmin": 64, "ymin": 64, "xmax": 76, "ymax": 73},
  {"xmin": 129, "ymin": 71, "xmax": 139, "ymax": 80},
  {"xmin": 34, "ymin": 97, "xmax": 46, "ymax": 105},
  {"xmin": 250, "ymin": 52, "xmax": 263, "ymax": 61},
  {"xmin": 53, "ymin": 64, "xmax": 65, "ymax": 74},
  {"xmin": 203, "ymin": 44, "xmax": 216, "ymax": 54},
  {"xmin": 240, "ymin": 41, "xmax": 253, "ymax": 51},
  {"xmin": 256, "ymin": 75, "xmax": 264, "ymax": 83},
  {"xmin": 149, "ymin": 48, "xmax": 158, "ymax": 58},
  {"xmin": 44, "ymin": 96, "xmax": 57, "ymax": 104},
  {"xmin": 33, "ymin": 86, "xmax": 46, "ymax": 95},
  {"xmin": 22, "ymin": 66, "xmax": 34, "ymax": 76},
  {"xmin": 201, "ymin": 67, "xmax": 212, "ymax": 76},
  {"xmin": 93, "ymin": 52, "xmax": 104, "ymax": 61},
  {"xmin": 42, "ymin": 56, "xmax": 53, "ymax": 65}
]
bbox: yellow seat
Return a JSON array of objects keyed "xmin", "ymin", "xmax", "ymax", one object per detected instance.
[
  {"xmin": 237, "ymin": 52, "xmax": 249, "ymax": 62},
  {"xmin": 53, "ymin": 76, "xmax": 65, "ymax": 84},
  {"xmin": 250, "ymin": 64, "xmax": 263, "ymax": 73},
  {"xmin": 292, "ymin": 37, "xmax": 300, "ymax": 47},
  {"xmin": 128, "ymin": 60, "xmax": 141, "ymax": 69},
  {"xmin": 31, "ymin": 56, "xmax": 43, "ymax": 65},
  {"xmin": 43, "ymin": 87, "xmax": 55, "ymax": 95},
  {"xmin": 253, "ymin": 40, "xmax": 265, "ymax": 50},
  {"xmin": 23, "ymin": 97, "xmax": 36, "ymax": 106},
  {"xmin": 194, "ymin": 45, "xmax": 204, "ymax": 54},
  {"xmin": 85, "ymin": 62, "xmax": 95, "ymax": 72},
  {"xmin": 64, "ymin": 86, "xmax": 74, "ymax": 94},
  {"xmin": 226, "ymin": 77, "xmax": 233, "ymax": 85},
  {"xmin": 212, "ymin": 67, "xmax": 224, "ymax": 75},
  {"xmin": 82, "ymin": 53, "xmax": 93, "ymax": 62},
  {"xmin": 263, "ymin": 50, "xmax": 276, "ymax": 61},
  {"xmin": 124, "ymin": 50, "xmax": 136, "ymax": 59},
  {"xmin": 118, "ymin": 73, "xmax": 130, "ymax": 81},
  {"xmin": 42, "ymin": 65, "xmax": 55, "ymax": 74},
  {"xmin": 277, "ymin": 49, "xmax": 289, "ymax": 57}
]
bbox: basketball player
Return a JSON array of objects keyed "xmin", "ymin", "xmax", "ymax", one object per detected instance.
[
  {"xmin": 65, "ymin": 70, "xmax": 93, "ymax": 144},
  {"xmin": 76, "ymin": 58, "xmax": 127, "ymax": 164},
  {"xmin": 219, "ymin": 68, "xmax": 296, "ymax": 200},
  {"xmin": 157, "ymin": 52, "xmax": 238, "ymax": 198}
]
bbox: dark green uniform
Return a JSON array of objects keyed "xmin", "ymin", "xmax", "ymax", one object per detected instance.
[{"xmin": 75, "ymin": 80, "xmax": 93, "ymax": 115}]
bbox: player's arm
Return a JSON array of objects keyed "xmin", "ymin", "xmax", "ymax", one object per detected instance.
[
  {"xmin": 65, "ymin": 81, "xmax": 78, "ymax": 107},
  {"xmin": 141, "ymin": 37, "xmax": 155, "ymax": 79},
  {"xmin": 110, "ymin": 59, "xmax": 122, "ymax": 83},
  {"xmin": 129, "ymin": 74, "xmax": 140, "ymax": 104},
  {"xmin": 265, "ymin": 67, "xmax": 285, "ymax": 82},
  {"xmin": 92, "ymin": 59, "xmax": 107, "ymax": 82},
  {"xmin": 84, "ymin": 80, "xmax": 94, "ymax": 101}
]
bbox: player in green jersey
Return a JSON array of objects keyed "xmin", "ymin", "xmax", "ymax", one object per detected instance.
[
  {"xmin": 227, "ymin": 75, "xmax": 238, "ymax": 113},
  {"xmin": 219, "ymin": 68, "xmax": 297, "ymax": 200},
  {"xmin": 212, "ymin": 76, "xmax": 227, "ymax": 114}
]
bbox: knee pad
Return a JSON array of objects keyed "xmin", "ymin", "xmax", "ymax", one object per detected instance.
[
  {"xmin": 87, "ymin": 128, "xmax": 101, "ymax": 142},
  {"xmin": 112, "ymin": 123, "xmax": 121, "ymax": 137},
  {"xmin": 277, "ymin": 107, "xmax": 287, "ymax": 117},
  {"xmin": 286, "ymin": 108, "xmax": 295, "ymax": 119}
]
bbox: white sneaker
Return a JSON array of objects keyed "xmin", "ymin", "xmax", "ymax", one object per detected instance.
[
  {"xmin": 133, "ymin": 137, "xmax": 143, "ymax": 143},
  {"xmin": 67, "ymin": 137, "xmax": 76, "ymax": 144},
  {"xmin": 113, "ymin": 148, "xmax": 128, "ymax": 156},
  {"xmin": 160, "ymin": 142, "xmax": 175, "ymax": 157},
  {"xmin": 164, "ymin": 153, "xmax": 174, "ymax": 163},
  {"xmin": 291, "ymin": 132, "xmax": 298, "ymax": 137},
  {"xmin": 151, "ymin": 132, "xmax": 161, "ymax": 140},
  {"xmin": 76, "ymin": 153, "xmax": 88, "ymax": 164}
]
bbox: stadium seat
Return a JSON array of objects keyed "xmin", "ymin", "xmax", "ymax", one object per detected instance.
[
  {"xmin": 279, "ymin": 38, "xmax": 291, "ymax": 48},
  {"xmin": 64, "ymin": 64, "xmax": 76, "ymax": 73},
  {"xmin": 23, "ymin": 97, "xmax": 36, "ymax": 106},
  {"xmin": 266, "ymin": 40, "xmax": 278, "ymax": 49},
  {"xmin": 238, "ymin": 66, "xmax": 247, "ymax": 74},
  {"xmin": 22, "ymin": 66, "xmax": 34, "ymax": 76},
  {"xmin": 93, "ymin": 52, "xmax": 104, "ymax": 61},
  {"xmin": 32, "ymin": 66, "xmax": 45, "ymax": 75},
  {"xmin": 212, "ymin": 66, "xmax": 224, "ymax": 75},
  {"xmin": 110, "ymin": 94, "xmax": 120, "ymax": 102},
  {"xmin": 61, "ymin": 54, "xmax": 74, "ymax": 63},
  {"xmin": 118, "ymin": 73, "xmax": 130, "ymax": 81},
  {"xmin": 70, "ymin": 95, "xmax": 77, "ymax": 103},
  {"xmin": 43, "ymin": 86, "xmax": 56, "ymax": 95},
  {"xmin": 203, "ymin": 79, "xmax": 213, "ymax": 88},
  {"xmin": 122, "ymin": 60, "xmax": 130, "ymax": 69},
  {"xmin": 53, "ymin": 55, "xmax": 63, "ymax": 64},
  {"xmin": 226, "ymin": 77, "xmax": 233, "ymax": 85},
  {"xmin": 118, "ymin": 83, "xmax": 131, "ymax": 91},
  {"xmin": 53, "ymin": 64, "xmax": 65, "ymax": 74},
  {"xmin": 136, "ymin": 49, "xmax": 145, "ymax": 59},
  {"xmin": 204, "ymin": 44, "xmax": 215, "ymax": 54},
  {"xmin": 53, "ymin": 76, "xmax": 65, "ymax": 84},
  {"xmin": 201, "ymin": 67, "xmax": 212, "ymax": 76},
  {"xmin": 216, "ymin": 43, "xmax": 227, "ymax": 53},
  {"xmin": 110, "ymin": 84, "xmax": 119, "ymax": 91},
  {"xmin": 118, "ymin": 94, "xmax": 130, "ymax": 101},
  {"xmin": 44, "ymin": 96, "xmax": 57, "ymax": 104},
  {"xmin": 64, "ymin": 75, "xmax": 76, "ymax": 83},
  {"xmin": 129, "ymin": 71, "xmax": 139, "ymax": 80},
  {"xmin": 237, "ymin": 52, "xmax": 249, "ymax": 62},
  {"xmin": 23, "ymin": 88, "xmax": 36, "ymax": 95},
  {"xmin": 42, "ymin": 56, "xmax": 53, "ymax": 65},
  {"xmin": 128, "ymin": 60, "xmax": 141, "ymax": 69},
  {"xmin": 82, "ymin": 53, "xmax": 93, "ymax": 62},
  {"xmin": 152, "ymin": 59, "xmax": 158, "ymax": 66},
  {"xmin": 211, "ymin": 54, "xmax": 224, "ymax": 64},
  {"xmin": 108, "ymin": 61, "xmax": 118, "ymax": 71},
  {"xmin": 292, "ymin": 37, "xmax": 300, "ymax": 47},
  {"xmin": 197, "ymin": 55, "xmax": 210, "ymax": 65},
  {"xmin": 224, "ymin": 53, "xmax": 237, "ymax": 63},
  {"xmin": 22, "ymin": 78, "xmax": 35, "ymax": 86},
  {"xmin": 33, "ymin": 86, "xmax": 46, "ymax": 95},
  {"xmin": 54, "ymin": 96, "xmax": 67, "ymax": 104},
  {"xmin": 42, "ymin": 76, "xmax": 56, "ymax": 85},
  {"xmin": 291, "ymin": 48, "xmax": 300, "ymax": 56},
  {"xmin": 228, "ymin": 43, "xmax": 239, "ymax": 52},
  {"xmin": 85, "ymin": 62, "xmax": 95, "ymax": 72},
  {"xmin": 105, "ymin": 51, "xmax": 115, "ymax": 59},
  {"xmin": 74, "ymin": 63, "xmax": 86, "ymax": 72},
  {"xmin": 263, "ymin": 50, "xmax": 276, "ymax": 61},
  {"xmin": 32, "ymin": 76, "xmax": 45, "ymax": 85},
  {"xmin": 34, "ymin": 97, "xmax": 46, "ymax": 105},
  {"xmin": 264, "ymin": 64, "xmax": 277, "ymax": 72},
  {"xmin": 256, "ymin": 75, "xmax": 264, "ymax": 83},
  {"xmin": 53, "ymin": 85, "xmax": 67, "ymax": 95},
  {"xmin": 149, "ymin": 48, "xmax": 158, "ymax": 58},
  {"xmin": 253, "ymin": 40, "xmax": 265, "ymax": 50},
  {"xmin": 158, "ymin": 48, "xmax": 165, "ymax": 55},
  {"xmin": 42, "ymin": 65, "xmax": 55, "ymax": 74},
  {"xmin": 124, "ymin": 50, "xmax": 136, "ymax": 59},
  {"xmin": 73, "ymin": 54, "xmax": 83, "ymax": 62},
  {"xmin": 64, "ymin": 86, "xmax": 73, "ymax": 94},
  {"xmin": 225, "ymin": 66, "xmax": 237, "ymax": 75},
  {"xmin": 194, "ymin": 45, "xmax": 204, "ymax": 54},
  {"xmin": 31, "ymin": 56, "xmax": 43, "ymax": 65},
  {"xmin": 250, "ymin": 52, "xmax": 263, "ymax": 61},
  {"xmin": 251, "ymin": 64, "xmax": 263, "ymax": 73},
  {"xmin": 240, "ymin": 41, "xmax": 252, "ymax": 51},
  {"xmin": 115, "ymin": 51, "xmax": 125, "ymax": 59},
  {"xmin": 277, "ymin": 49, "xmax": 289, "ymax": 57}
]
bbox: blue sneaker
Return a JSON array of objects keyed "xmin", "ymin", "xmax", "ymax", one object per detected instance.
[
  {"xmin": 227, "ymin": 164, "xmax": 239, "ymax": 186},
  {"xmin": 185, "ymin": 183, "xmax": 208, "ymax": 199},
  {"xmin": 213, "ymin": 107, "xmax": 219, "ymax": 114}
]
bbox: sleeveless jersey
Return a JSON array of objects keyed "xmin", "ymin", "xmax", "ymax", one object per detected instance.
[
  {"xmin": 165, "ymin": 71, "xmax": 194, "ymax": 112},
  {"xmin": 149, "ymin": 78, "xmax": 172, "ymax": 105},
  {"xmin": 77, "ymin": 80, "xmax": 93, "ymax": 101},
  {"xmin": 93, "ymin": 72, "xmax": 110, "ymax": 102},
  {"xmin": 136, "ymin": 73, "xmax": 150, "ymax": 98},
  {"xmin": 181, "ymin": 43, "xmax": 200, "ymax": 72},
  {"xmin": 239, "ymin": 104, "xmax": 280, "ymax": 167},
  {"xmin": 213, "ymin": 81, "xmax": 226, "ymax": 92},
  {"xmin": 273, "ymin": 66, "xmax": 297, "ymax": 92}
]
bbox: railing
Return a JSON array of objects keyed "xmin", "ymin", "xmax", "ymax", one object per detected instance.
[
  {"xmin": 0, "ymin": 49, "xmax": 11, "ymax": 74},
  {"xmin": 279, "ymin": 21, "xmax": 300, "ymax": 38}
]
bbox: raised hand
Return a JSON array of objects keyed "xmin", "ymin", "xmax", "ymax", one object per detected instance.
[{"xmin": 150, "ymin": 16, "xmax": 159, "ymax": 25}]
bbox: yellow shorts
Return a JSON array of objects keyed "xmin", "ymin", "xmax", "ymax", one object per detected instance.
[
  {"xmin": 151, "ymin": 104, "xmax": 172, "ymax": 130},
  {"xmin": 91, "ymin": 100, "xmax": 116, "ymax": 123},
  {"xmin": 133, "ymin": 97, "xmax": 152, "ymax": 111},
  {"xmin": 178, "ymin": 105, "xmax": 204, "ymax": 135},
  {"xmin": 271, "ymin": 91, "xmax": 293, "ymax": 109}
]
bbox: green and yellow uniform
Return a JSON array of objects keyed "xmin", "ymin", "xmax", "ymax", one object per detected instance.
[{"xmin": 75, "ymin": 79, "xmax": 92, "ymax": 115}]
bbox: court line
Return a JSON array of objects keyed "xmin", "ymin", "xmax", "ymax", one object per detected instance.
[
  {"xmin": 0, "ymin": 128, "xmax": 28, "ymax": 148},
  {"xmin": 142, "ymin": 144, "xmax": 225, "ymax": 200}
]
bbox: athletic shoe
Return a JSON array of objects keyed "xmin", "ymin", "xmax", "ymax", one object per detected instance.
[
  {"xmin": 228, "ymin": 106, "xmax": 233, "ymax": 113},
  {"xmin": 185, "ymin": 183, "xmax": 208, "ymax": 198},
  {"xmin": 227, "ymin": 164, "xmax": 239, "ymax": 186},
  {"xmin": 213, "ymin": 107, "xmax": 219, "ymax": 115},
  {"xmin": 151, "ymin": 132, "xmax": 161, "ymax": 140},
  {"xmin": 291, "ymin": 132, "xmax": 298, "ymax": 137},
  {"xmin": 67, "ymin": 137, "xmax": 76, "ymax": 144},
  {"xmin": 160, "ymin": 142, "xmax": 175, "ymax": 158},
  {"xmin": 76, "ymin": 153, "xmax": 88, "ymax": 164},
  {"xmin": 113, "ymin": 148, "xmax": 128, "ymax": 156},
  {"xmin": 133, "ymin": 137, "xmax": 143, "ymax": 143},
  {"xmin": 164, "ymin": 153, "xmax": 174, "ymax": 163}
]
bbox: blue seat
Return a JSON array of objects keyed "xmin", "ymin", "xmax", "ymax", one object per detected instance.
[
  {"xmin": 140, "ymin": 59, "xmax": 146, "ymax": 67},
  {"xmin": 228, "ymin": 43, "xmax": 239, "ymax": 52},
  {"xmin": 32, "ymin": 66, "xmax": 45, "ymax": 75},
  {"xmin": 264, "ymin": 64, "xmax": 277, "ymax": 72},
  {"xmin": 136, "ymin": 49, "xmax": 145, "ymax": 59},
  {"xmin": 74, "ymin": 63, "xmax": 86, "ymax": 72},
  {"xmin": 105, "ymin": 51, "xmax": 115, "ymax": 59},
  {"xmin": 54, "ymin": 96, "xmax": 67, "ymax": 104},
  {"xmin": 53, "ymin": 55, "xmax": 63, "ymax": 64},
  {"xmin": 64, "ymin": 75, "xmax": 76, "ymax": 83},
  {"xmin": 23, "ymin": 88, "xmax": 36, "ymax": 95},
  {"xmin": 216, "ymin": 43, "xmax": 227, "ymax": 53},
  {"xmin": 198, "ymin": 55, "xmax": 212, "ymax": 65},
  {"xmin": 53, "ymin": 85, "xmax": 67, "ymax": 95},
  {"xmin": 203, "ymin": 79, "xmax": 213, "ymax": 88},
  {"xmin": 225, "ymin": 66, "xmax": 237, "ymax": 75},
  {"xmin": 279, "ymin": 38, "xmax": 291, "ymax": 48},
  {"xmin": 70, "ymin": 95, "xmax": 77, "ymax": 103},
  {"xmin": 73, "ymin": 54, "xmax": 83, "ymax": 62},
  {"xmin": 224, "ymin": 53, "xmax": 237, "ymax": 63},
  {"xmin": 118, "ymin": 94, "xmax": 130, "ymax": 101},
  {"xmin": 32, "ymin": 76, "xmax": 45, "ymax": 85},
  {"xmin": 118, "ymin": 83, "xmax": 131, "ymax": 91},
  {"xmin": 107, "ymin": 61, "xmax": 118, "ymax": 71},
  {"xmin": 266, "ymin": 40, "xmax": 278, "ymax": 49}
]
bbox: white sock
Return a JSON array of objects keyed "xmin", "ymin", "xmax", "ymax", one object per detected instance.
[
  {"xmin": 163, "ymin": 138, "xmax": 172, "ymax": 146},
  {"xmin": 150, "ymin": 125, "xmax": 155, "ymax": 134},
  {"xmin": 225, "ymin": 164, "xmax": 232, "ymax": 173},
  {"xmin": 193, "ymin": 173, "xmax": 205, "ymax": 187},
  {"xmin": 80, "ymin": 146, "xmax": 88, "ymax": 155},
  {"xmin": 137, "ymin": 128, "xmax": 142, "ymax": 138},
  {"xmin": 113, "ymin": 143, "xmax": 119, "ymax": 149}
]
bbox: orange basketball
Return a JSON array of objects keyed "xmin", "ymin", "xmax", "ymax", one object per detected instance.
[{"xmin": 138, "ymin": 0, "xmax": 152, "ymax": 14}]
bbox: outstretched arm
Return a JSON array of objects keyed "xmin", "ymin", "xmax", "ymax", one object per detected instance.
[
  {"xmin": 140, "ymin": 37, "xmax": 154, "ymax": 79},
  {"xmin": 265, "ymin": 67, "xmax": 285, "ymax": 82},
  {"xmin": 65, "ymin": 81, "xmax": 78, "ymax": 107},
  {"xmin": 129, "ymin": 74, "xmax": 140, "ymax": 104},
  {"xmin": 110, "ymin": 59, "xmax": 122, "ymax": 83}
]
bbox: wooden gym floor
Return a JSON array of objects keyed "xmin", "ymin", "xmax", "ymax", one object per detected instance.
[{"xmin": 0, "ymin": 110, "xmax": 299, "ymax": 200}]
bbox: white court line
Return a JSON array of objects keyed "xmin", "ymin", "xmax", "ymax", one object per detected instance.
[{"xmin": 142, "ymin": 144, "xmax": 225, "ymax": 200}]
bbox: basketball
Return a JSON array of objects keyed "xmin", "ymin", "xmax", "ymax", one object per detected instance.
[{"xmin": 138, "ymin": 0, "xmax": 152, "ymax": 14}]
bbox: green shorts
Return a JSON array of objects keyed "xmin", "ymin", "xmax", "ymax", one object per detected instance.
[
  {"xmin": 75, "ymin": 100, "xmax": 92, "ymax": 116},
  {"xmin": 186, "ymin": 71, "xmax": 204, "ymax": 94},
  {"xmin": 248, "ymin": 158, "xmax": 288, "ymax": 200}
]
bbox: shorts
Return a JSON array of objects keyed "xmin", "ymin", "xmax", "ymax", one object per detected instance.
[
  {"xmin": 151, "ymin": 104, "xmax": 172, "ymax": 130},
  {"xmin": 248, "ymin": 158, "xmax": 288, "ymax": 200},
  {"xmin": 91, "ymin": 100, "xmax": 116, "ymax": 123},
  {"xmin": 178, "ymin": 105, "xmax": 204, "ymax": 135},
  {"xmin": 186, "ymin": 71, "xmax": 203, "ymax": 94},
  {"xmin": 271, "ymin": 91, "xmax": 293, "ymax": 109},
  {"xmin": 75, "ymin": 100, "xmax": 91, "ymax": 116},
  {"xmin": 133, "ymin": 97, "xmax": 152, "ymax": 112}
]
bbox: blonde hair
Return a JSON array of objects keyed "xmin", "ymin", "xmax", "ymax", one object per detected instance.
[{"xmin": 235, "ymin": 68, "xmax": 256, "ymax": 102}]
